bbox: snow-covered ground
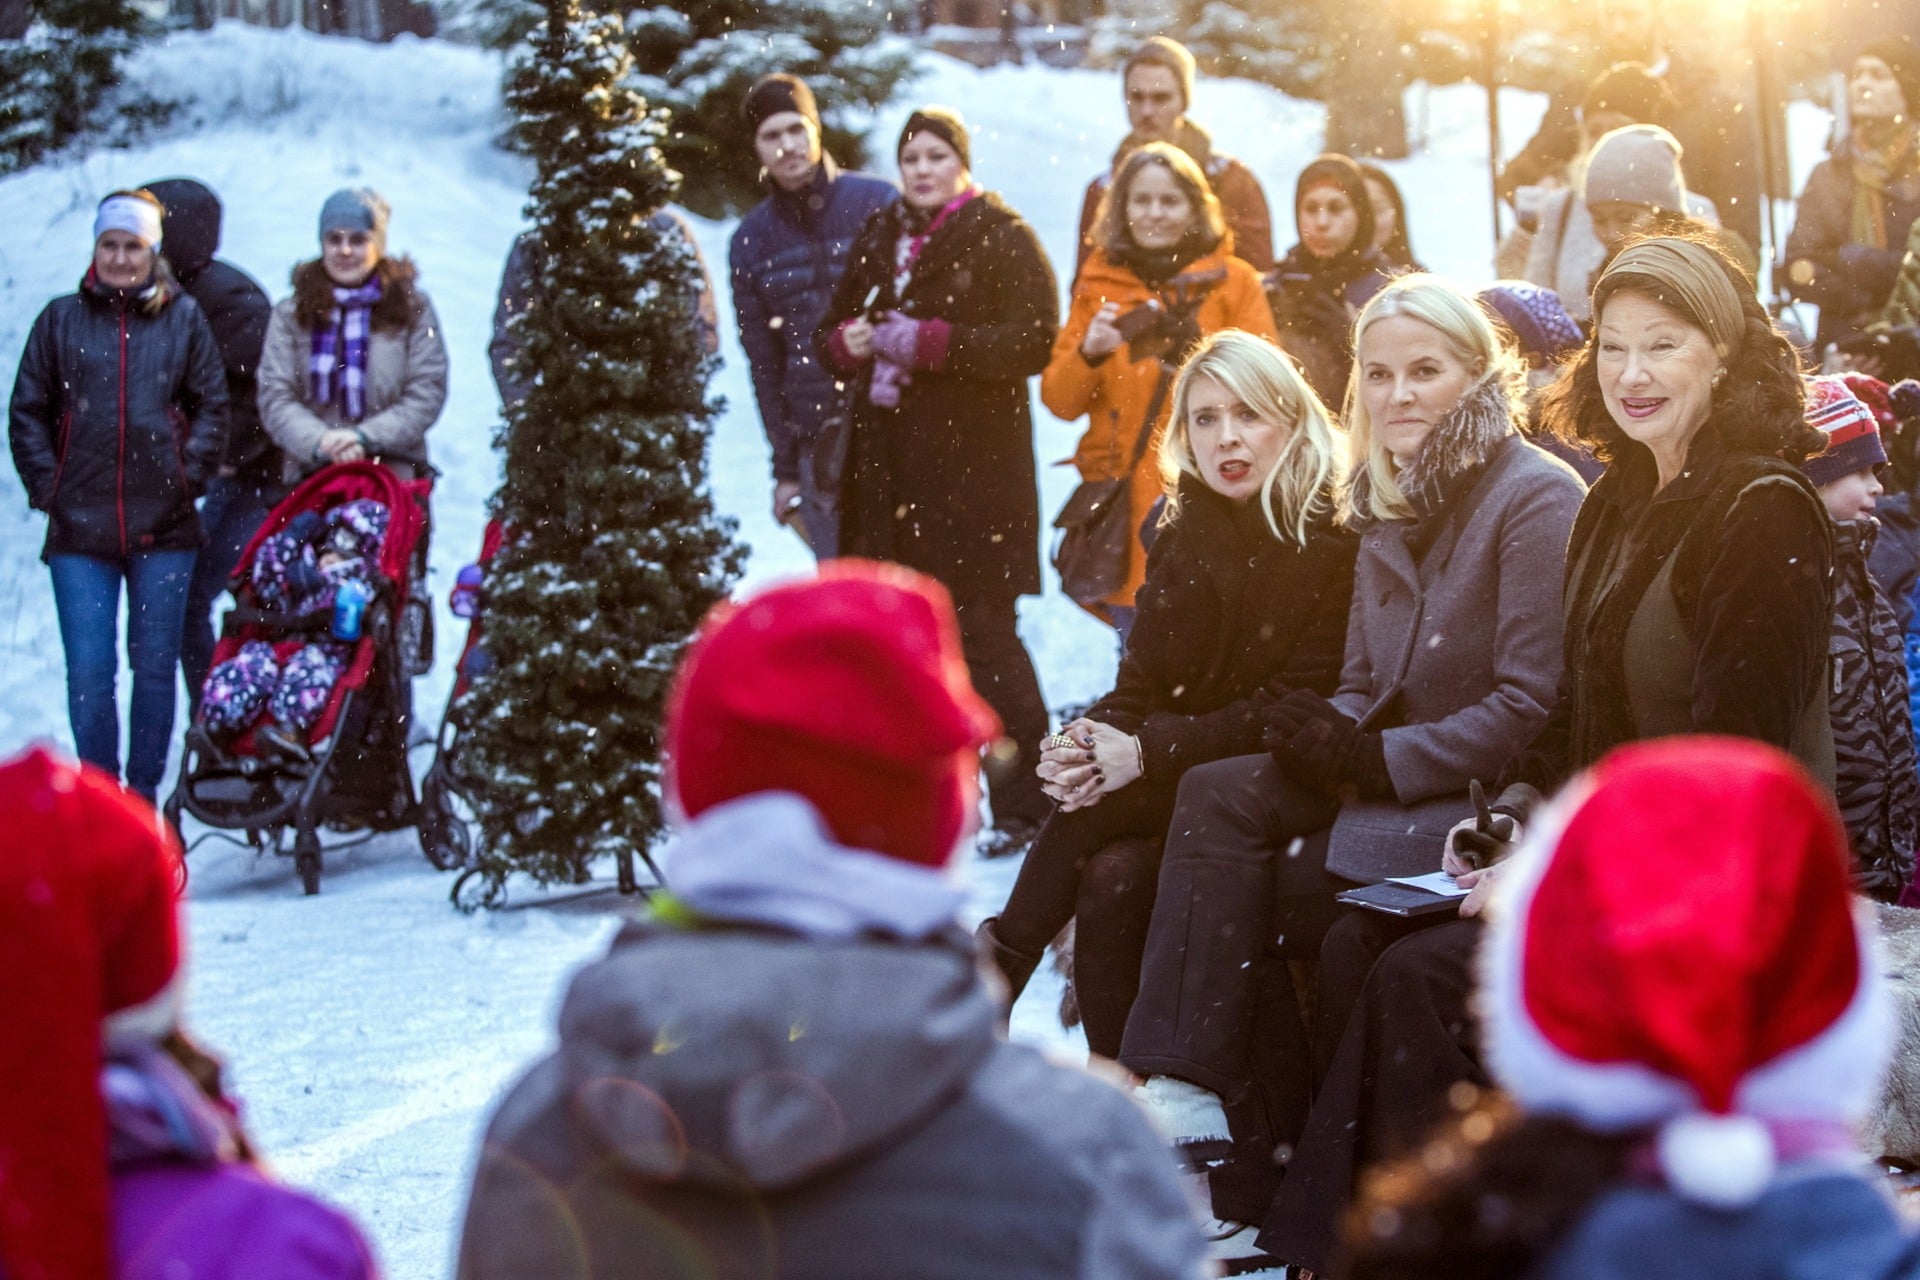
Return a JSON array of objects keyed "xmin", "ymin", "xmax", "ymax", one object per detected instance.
[{"xmin": 0, "ymin": 25, "xmax": 1840, "ymax": 1276}]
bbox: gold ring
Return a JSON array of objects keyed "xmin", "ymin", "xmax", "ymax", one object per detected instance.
[{"xmin": 1044, "ymin": 732, "xmax": 1076, "ymax": 751}]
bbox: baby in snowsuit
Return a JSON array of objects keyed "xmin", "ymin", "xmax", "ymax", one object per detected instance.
[{"xmin": 200, "ymin": 498, "xmax": 389, "ymax": 759}]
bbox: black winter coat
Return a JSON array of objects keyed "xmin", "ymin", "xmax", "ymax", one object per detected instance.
[
  {"xmin": 9, "ymin": 269, "xmax": 228, "ymax": 560},
  {"xmin": 817, "ymin": 191, "xmax": 1058, "ymax": 599},
  {"xmin": 1265, "ymin": 242, "xmax": 1390, "ymax": 410},
  {"xmin": 1086, "ymin": 476, "xmax": 1357, "ymax": 782},
  {"xmin": 145, "ymin": 177, "xmax": 276, "ymax": 490},
  {"xmin": 729, "ymin": 159, "xmax": 897, "ymax": 482},
  {"xmin": 1510, "ymin": 434, "xmax": 1835, "ymax": 796}
]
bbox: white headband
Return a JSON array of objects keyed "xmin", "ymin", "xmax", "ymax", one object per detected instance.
[{"xmin": 94, "ymin": 195, "xmax": 163, "ymax": 250}]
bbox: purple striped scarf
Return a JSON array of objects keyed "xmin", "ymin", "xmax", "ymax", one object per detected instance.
[{"xmin": 307, "ymin": 278, "xmax": 383, "ymax": 423}]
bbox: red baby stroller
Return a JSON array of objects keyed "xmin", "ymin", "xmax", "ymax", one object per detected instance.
[
  {"xmin": 415, "ymin": 517, "xmax": 503, "ymax": 875},
  {"xmin": 167, "ymin": 461, "xmax": 435, "ymax": 894}
]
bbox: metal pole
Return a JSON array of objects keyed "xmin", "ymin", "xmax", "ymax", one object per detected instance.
[
  {"xmin": 1485, "ymin": 0, "xmax": 1504, "ymax": 250},
  {"xmin": 1746, "ymin": 0, "xmax": 1787, "ymax": 307}
]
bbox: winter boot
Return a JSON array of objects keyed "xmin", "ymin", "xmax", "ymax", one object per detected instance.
[{"xmin": 974, "ymin": 916, "xmax": 1043, "ymax": 1007}]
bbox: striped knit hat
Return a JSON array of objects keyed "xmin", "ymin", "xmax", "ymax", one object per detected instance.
[{"xmin": 1803, "ymin": 375, "xmax": 1889, "ymax": 488}]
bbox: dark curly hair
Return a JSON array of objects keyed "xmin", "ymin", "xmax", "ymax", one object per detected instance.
[
  {"xmin": 1341, "ymin": 1094, "xmax": 1640, "ymax": 1280},
  {"xmin": 1541, "ymin": 230, "xmax": 1821, "ymax": 466}
]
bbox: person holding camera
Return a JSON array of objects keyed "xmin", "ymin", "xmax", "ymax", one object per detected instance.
[
  {"xmin": 1042, "ymin": 142, "xmax": 1280, "ymax": 632},
  {"xmin": 1266, "ymin": 154, "xmax": 1394, "ymax": 408}
]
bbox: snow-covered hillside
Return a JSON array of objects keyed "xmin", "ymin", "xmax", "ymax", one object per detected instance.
[{"xmin": 0, "ymin": 24, "xmax": 1840, "ymax": 1277}]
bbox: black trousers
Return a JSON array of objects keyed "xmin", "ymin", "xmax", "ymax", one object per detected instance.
[
  {"xmin": 1117, "ymin": 754, "xmax": 1346, "ymax": 1220},
  {"xmin": 995, "ymin": 777, "xmax": 1179, "ymax": 1057},
  {"xmin": 1256, "ymin": 914, "xmax": 1487, "ymax": 1273},
  {"xmin": 952, "ymin": 589, "xmax": 1050, "ymax": 828}
]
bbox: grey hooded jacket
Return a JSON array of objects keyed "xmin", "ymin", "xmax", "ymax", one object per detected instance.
[{"xmin": 455, "ymin": 921, "xmax": 1210, "ymax": 1280}]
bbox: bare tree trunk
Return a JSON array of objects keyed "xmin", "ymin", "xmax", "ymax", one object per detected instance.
[{"xmin": 1322, "ymin": 0, "xmax": 1407, "ymax": 159}]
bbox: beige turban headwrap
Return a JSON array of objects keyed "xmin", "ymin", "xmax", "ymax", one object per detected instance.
[{"xmin": 1593, "ymin": 237, "xmax": 1748, "ymax": 360}]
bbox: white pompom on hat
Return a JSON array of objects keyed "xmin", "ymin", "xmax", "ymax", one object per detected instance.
[{"xmin": 1480, "ymin": 736, "xmax": 1894, "ymax": 1209}]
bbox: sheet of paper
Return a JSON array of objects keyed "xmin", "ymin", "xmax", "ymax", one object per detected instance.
[{"xmin": 1384, "ymin": 870, "xmax": 1472, "ymax": 898}]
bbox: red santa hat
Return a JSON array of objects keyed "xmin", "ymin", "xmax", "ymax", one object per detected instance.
[
  {"xmin": 0, "ymin": 747, "xmax": 185, "ymax": 1280},
  {"xmin": 665, "ymin": 559, "xmax": 1001, "ymax": 868},
  {"xmin": 1480, "ymin": 736, "xmax": 1892, "ymax": 1209}
]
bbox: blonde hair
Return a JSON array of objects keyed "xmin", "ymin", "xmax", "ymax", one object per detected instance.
[
  {"xmin": 1160, "ymin": 330, "xmax": 1347, "ymax": 544},
  {"xmin": 1340, "ymin": 273, "xmax": 1523, "ymax": 523}
]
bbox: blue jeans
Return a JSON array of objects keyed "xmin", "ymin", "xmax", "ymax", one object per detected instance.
[
  {"xmin": 181, "ymin": 477, "xmax": 276, "ymax": 709},
  {"xmin": 49, "ymin": 550, "xmax": 197, "ymax": 799}
]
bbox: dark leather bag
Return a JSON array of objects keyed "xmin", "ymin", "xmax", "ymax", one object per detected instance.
[{"xmin": 1051, "ymin": 363, "xmax": 1172, "ymax": 606}]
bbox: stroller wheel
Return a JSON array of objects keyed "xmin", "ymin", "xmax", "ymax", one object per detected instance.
[
  {"xmin": 418, "ymin": 763, "xmax": 473, "ymax": 871},
  {"xmin": 295, "ymin": 832, "xmax": 323, "ymax": 896}
]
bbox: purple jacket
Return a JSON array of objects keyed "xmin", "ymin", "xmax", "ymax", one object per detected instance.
[{"xmin": 113, "ymin": 1162, "xmax": 377, "ymax": 1280}]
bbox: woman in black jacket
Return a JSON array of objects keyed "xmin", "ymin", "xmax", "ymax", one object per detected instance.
[
  {"xmin": 979, "ymin": 330, "xmax": 1356, "ymax": 1055},
  {"xmin": 7, "ymin": 189, "xmax": 228, "ymax": 801},
  {"xmin": 818, "ymin": 107, "xmax": 1059, "ymax": 853}
]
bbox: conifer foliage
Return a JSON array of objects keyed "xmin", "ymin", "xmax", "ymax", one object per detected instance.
[{"xmin": 458, "ymin": 0, "xmax": 742, "ymax": 904}]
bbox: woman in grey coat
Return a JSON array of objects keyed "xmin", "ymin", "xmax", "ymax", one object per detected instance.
[
  {"xmin": 1117, "ymin": 274, "xmax": 1586, "ymax": 1239},
  {"xmin": 257, "ymin": 188, "xmax": 447, "ymax": 482}
]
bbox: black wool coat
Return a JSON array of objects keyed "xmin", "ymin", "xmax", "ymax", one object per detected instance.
[
  {"xmin": 1087, "ymin": 476, "xmax": 1357, "ymax": 783},
  {"xmin": 816, "ymin": 191, "xmax": 1058, "ymax": 599},
  {"xmin": 9, "ymin": 269, "xmax": 228, "ymax": 560},
  {"xmin": 146, "ymin": 177, "xmax": 277, "ymax": 490},
  {"xmin": 1510, "ymin": 432, "xmax": 1835, "ymax": 796}
]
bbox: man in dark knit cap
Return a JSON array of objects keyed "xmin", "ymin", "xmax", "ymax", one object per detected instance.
[
  {"xmin": 728, "ymin": 73, "xmax": 895, "ymax": 555},
  {"xmin": 1073, "ymin": 36, "xmax": 1273, "ymax": 280}
]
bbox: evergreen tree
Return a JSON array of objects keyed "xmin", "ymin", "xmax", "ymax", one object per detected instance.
[
  {"xmin": 617, "ymin": 0, "xmax": 915, "ymax": 218},
  {"xmin": 0, "ymin": 0, "xmax": 149, "ymax": 174},
  {"xmin": 457, "ymin": 0, "xmax": 743, "ymax": 905}
]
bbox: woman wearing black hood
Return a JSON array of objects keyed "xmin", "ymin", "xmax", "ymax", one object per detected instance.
[
  {"xmin": 142, "ymin": 177, "xmax": 277, "ymax": 714},
  {"xmin": 1267, "ymin": 153, "xmax": 1394, "ymax": 406}
]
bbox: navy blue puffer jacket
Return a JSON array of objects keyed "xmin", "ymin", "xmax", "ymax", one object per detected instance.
[
  {"xmin": 728, "ymin": 158, "xmax": 895, "ymax": 482},
  {"xmin": 9, "ymin": 267, "xmax": 228, "ymax": 559}
]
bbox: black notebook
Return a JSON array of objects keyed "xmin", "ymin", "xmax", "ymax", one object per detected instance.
[{"xmin": 1335, "ymin": 882, "xmax": 1465, "ymax": 918}]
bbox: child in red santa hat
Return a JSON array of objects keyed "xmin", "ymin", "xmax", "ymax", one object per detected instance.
[
  {"xmin": 1342, "ymin": 735, "xmax": 1920, "ymax": 1280},
  {"xmin": 0, "ymin": 746, "xmax": 377, "ymax": 1280}
]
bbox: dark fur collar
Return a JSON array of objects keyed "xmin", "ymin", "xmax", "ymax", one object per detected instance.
[{"xmin": 291, "ymin": 255, "xmax": 422, "ymax": 332}]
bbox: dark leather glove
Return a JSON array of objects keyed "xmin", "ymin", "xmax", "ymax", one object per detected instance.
[{"xmin": 1262, "ymin": 689, "xmax": 1392, "ymax": 799}]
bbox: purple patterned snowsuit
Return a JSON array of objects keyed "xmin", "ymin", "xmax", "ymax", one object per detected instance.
[{"xmin": 200, "ymin": 499, "xmax": 388, "ymax": 738}]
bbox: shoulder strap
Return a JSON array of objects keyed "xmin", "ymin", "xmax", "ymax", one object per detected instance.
[{"xmin": 1126, "ymin": 364, "xmax": 1176, "ymax": 473}]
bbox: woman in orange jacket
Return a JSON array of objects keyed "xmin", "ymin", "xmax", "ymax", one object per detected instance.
[{"xmin": 1043, "ymin": 142, "xmax": 1281, "ymax": 631}]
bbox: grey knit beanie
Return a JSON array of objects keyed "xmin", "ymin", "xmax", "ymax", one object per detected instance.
[
  {"xmin": 318, "ymin": 187, "xmax": 391, "ymax": 255},
  {"xmin": 1582, "ymin": 125, "xmax": 1687, "ymax": 213}
]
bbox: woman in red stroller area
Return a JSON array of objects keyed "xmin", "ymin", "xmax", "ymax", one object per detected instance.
[{"xmin": 7, "ymin": 189, "xmax": 229, "ymax": 805}]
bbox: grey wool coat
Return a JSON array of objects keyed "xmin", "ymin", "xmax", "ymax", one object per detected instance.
[
  {"xmin": 1327, "ymin": 384, "xmax": 1587, "ymax": 880},
  {"xmin": 258, "ymin": 258, "xmax": 448, "ymax": 481}
]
